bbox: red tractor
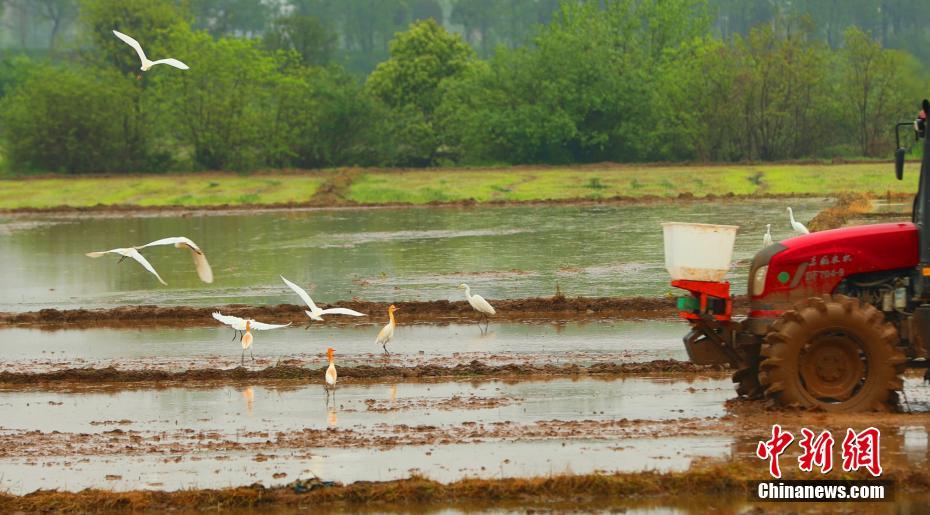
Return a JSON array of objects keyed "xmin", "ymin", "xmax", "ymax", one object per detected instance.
[{"xmin": 671, "ymin": 101, "xmax": 930, "ymax": 412}]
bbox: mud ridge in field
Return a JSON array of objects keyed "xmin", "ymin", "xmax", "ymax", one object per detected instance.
[
  {"xmin": 0, "ymin": 295, "xmax": 751, "ymax": 329},
  {"xmin": 0, "ymin": 359, "xmax": 729, "ymax": 385},
  {"xmin": 1, "ymin": 461, "xmax": 920, "ymax": 512},
  {"xmin": 0, "ymin": 418, "xmax": 706, "ymax": 458},
  {"xmin": 807, "ymin": 192, "xmax": 875, "ymax": 232}
]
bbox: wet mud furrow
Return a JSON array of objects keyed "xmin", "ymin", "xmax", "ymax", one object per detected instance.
[
  {"xmin": 0, "ymin": 418, "xmax": 706, "ymax": 458},
  {"xmin": 0, "ymin": 296, "xmax": 751, "ymax": 329},
  {"xmin": 0, "ymin": 359, "xmax": 729, "ymax": 386}
]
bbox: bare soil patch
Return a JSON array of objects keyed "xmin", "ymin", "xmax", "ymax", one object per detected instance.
[
  {"xmin": 0, "ymin": 295, "xmax": 749, "ymax": 329},
  {"xmin": 0, "ymin": 359, "xmax": 729, "ymax": 387}
]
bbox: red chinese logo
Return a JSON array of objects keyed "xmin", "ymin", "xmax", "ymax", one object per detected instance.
[
  {"xmin": 756, "ymin": 424, "xmax": 795, "ymax": 478},
  {"xmin": 757, "ymin": 426, "xmax": 881, "ymax": 478},
  {"xmin": 841, "ymin": 427, "xmax": 882, "ymax": 477},
  {"xmin": 797, "ymin": 428, "xmax": 834, "ymax": 473}
]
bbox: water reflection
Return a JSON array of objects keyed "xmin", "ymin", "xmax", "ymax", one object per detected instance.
[{"xmin": 241, "ymin": 386, "xmax": 254, "ymax": 415}]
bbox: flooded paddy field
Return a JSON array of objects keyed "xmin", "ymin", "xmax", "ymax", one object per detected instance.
[
  {"xmin": 0, "ymin": 199, "xmax": 827, "ymax": 312},
  {"xmin": 1, "ymin": 374, "xmax": 930, "ymax": 504},
  {"xmin": 0, "ymin": 376, "xmax": 729, "ymax": 493},
  {"xmin": 4, "ymin": 197, "xmax": 927, "ymax": 512},
  {"xmin": 0, "ymin": 320, "xmax": 688, "ymax": 373}
]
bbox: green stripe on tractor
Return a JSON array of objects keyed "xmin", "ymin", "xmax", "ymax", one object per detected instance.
[{"xmin": 677, "ymin": 296, "xmax": 700, "ymax": 311}]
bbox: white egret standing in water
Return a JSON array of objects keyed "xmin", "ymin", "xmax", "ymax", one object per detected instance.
[
  {"xmin": 325, "ymin": 347, "xmax": 337, "ymax": 402},
  {"xmin": 787, "ymin": 207, "xmax": 810, "ymax": 235},
  {"xmin": 763, "ymin": 224, "xmax": 773, "ymax": 247},
  {"xmin": 376, "ymin": 305, "xmax": 399, "ymax": 354},
  {"xmin": 459, "ymin": 283, "xmax": 496, "ymax": 332}
]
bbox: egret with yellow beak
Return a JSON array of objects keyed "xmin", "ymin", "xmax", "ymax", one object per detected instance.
[{"xmin": 376, "ymin": 305, "xmax": 399, "ymax": 354}]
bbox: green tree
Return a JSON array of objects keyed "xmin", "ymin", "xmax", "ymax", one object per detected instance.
[
  {"xmin": 367, "ymin": 18, "xmax": 478, "ymax": 164},
  {"xmin": 0, "ymin": 54, "xmax": 38, "ymax": 99},
  {"xmin": 368, "ymin": 19, "xmax": 476, "ymax": 115},
  {"xmin": 439, "ymin": 0, "xmax": 710, "ymax": 164},
  {"xmin": 725, "ymin": 17, "xmax": 834, "ymax": 160},
  {"xmin": 450, "ymin": 0, "xmax": 502, "ymax": 54},
  {"xmin": 0, "ymin": 66, "xmax": 155, "ymax": 173},
  {"xmin": 160, "ymin": 33, "xmax": 284, "ymax": 170},
  {"xmin": 189, "ymin": 0, "xmax": 269, "ymax": 37},
  {"xmin": 288, "ymin": 0, "xmax": 413, "ymax": 73},
  {"xmin": 263, "ymin": 14, "xmax": 336, "ymax": 67},
  {"xmin": 278, "ymin": 67, "xmax": 395, "ymax": 167},
  {"xmin": 78, "ymin": 0, "xmax": 189, "ymax": 75},
  {"xmin": 33, "ymin": 0, "xmax": 78, "ymax": 51},
  {"xmin": 841, "ymin": 26, "xmax": 924, "ymax": 156}
]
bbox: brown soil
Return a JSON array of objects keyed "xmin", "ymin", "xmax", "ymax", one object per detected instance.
[
  {"xmin": 0, "ymin": 359, "xmax": 729, "ymax": 386},
  {"xmin": 807, "ymin": 192, "xmax": 875, "ymax": 232},
  {"xmin": 308, "ymin": 167, "xmax": 363, "ymax": 206},
  {"xmin": 0, "ymin": 295, "xmax": 751, "ymax": 329},
  {"xmin": 0, "ymin": 416, "xmax": 701, "ymax": 458},
  {"xmin": 361, "ymin": 394, "xmax": 523, "ymax": 412},
  {"xmin": 0, "ymin": 461, "xmax": 914, "ymax": 512}
]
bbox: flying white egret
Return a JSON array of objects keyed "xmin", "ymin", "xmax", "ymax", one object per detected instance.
[
  {"xmin": 762, "ymin": 224, "xmax": 773, "ymax": 247},
  {"xmin": 324, "ymin": 347, "xmax": 337, "ymax": 402},
  {"xmin": 376, "ymin": 305, "xmax": 399, "ymax": 354},
  {"xmin": 112, "ymin": 30, "xmax": 189, "ymax": 71},
  {"xmin": 459, "ymin": 283, "xmax": 495, "ymax": 332},
  {"xmin": 212, "ymin": 311, "xmax": 290, "ymax": 346},
  {"xmin": 85, "ymin": 247, "xmax": 166, "ymax": 285},
  {"xmin": 280, "ymin": 275, "xmax": 366, "ymax": 322},
  {"xmin": 787, "ymin": 207, "xmax": 810, "ymax": 235},
  {"xmin": 138, "ymin": 237, "xmax": 213, "ymax": 283}
]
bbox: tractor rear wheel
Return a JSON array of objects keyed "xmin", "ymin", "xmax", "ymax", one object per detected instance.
[{"xmin": 758, "ymin": 295, "xmax": 905, "ymax": 411}]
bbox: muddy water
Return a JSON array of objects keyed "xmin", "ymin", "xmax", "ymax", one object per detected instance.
[
  {"xmin": 0, "ymin": 437, "xmax": 731, "ymax": 495},
  {"xmin": 0, "ymin": 376, "xmax": 733, "ymax": 494},
  {"xmin": 0, "ymin": 320, "xmax": 688, "ymax": 371},
  {"xmin": 0, "ymin": 377, "xmax": 731, "ymax": 434},
  {"xmin": 3, "ymin": 376, "xmax": 930, "ymax": 497},
  {"xmin": 0, "ymin": 199, "xmax": 827, "ymax": 312}
]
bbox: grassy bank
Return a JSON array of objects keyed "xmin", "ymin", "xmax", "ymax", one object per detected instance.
[
  {"xmin": 0, "ymin": 162, "xmax": 916, "ymax": 210},
  {"xmin": 346, "ymin": 163, "xmax": 916, "ymax": 203},
  {"xmin": 0, "ymin": 174, "xmax": 325, "ymax": 209}
]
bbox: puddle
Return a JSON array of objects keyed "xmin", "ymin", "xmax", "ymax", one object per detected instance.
[
  {"xmin": 0, "ymin": 377, "xmax": 731, "ymax": 436},
  {"xmin": 0, "ymin": 437, "xmax": 731, "ymax": 495},
  {"xmin": 0, "ymin": 320, "xmax": 688, "ymax": 372},
  {"xmin": 0, "ymin": 199, "xmax": 828, "ymax": 311},
  {"xmin": 2, "ymin": 375, "xmax": 930, "ymax": 501},
  {"xmin": 0, "ymin": 375, "xmax": 734, "ymax": 493}
]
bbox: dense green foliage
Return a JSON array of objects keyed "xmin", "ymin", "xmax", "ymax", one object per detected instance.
[{"xmin": 0, "ymin": 0, "xmax": 926, "ymax": 173}]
